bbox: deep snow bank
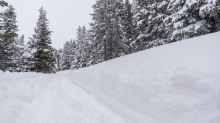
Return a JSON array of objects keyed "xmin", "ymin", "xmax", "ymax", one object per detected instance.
[
  {"xmin": 68, "ymin": 32, "xmax": 220, "ymax": 123},
  {"xmin": 0, "ymin": 72, "xmax": 127, "ymax": 123},
  {"xmin": 0, "ymin": 32, "xmax": 220, "ymax": 123}
]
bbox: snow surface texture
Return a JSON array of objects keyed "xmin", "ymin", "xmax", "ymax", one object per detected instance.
[{"xmin": 1, "ymin": 32, "xmax": 220, "ymax": 123}]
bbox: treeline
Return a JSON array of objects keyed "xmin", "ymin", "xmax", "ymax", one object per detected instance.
[{"xmin": 0, "ymin": 0, "xmax": 220, "ymax": 73}]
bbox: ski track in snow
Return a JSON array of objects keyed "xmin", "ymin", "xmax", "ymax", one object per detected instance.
[{"xmin": 0, "ymin": 32, "xmax": 220, "ymax": 123}]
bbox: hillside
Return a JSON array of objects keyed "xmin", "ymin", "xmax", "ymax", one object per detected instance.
[{"xmin": 0, "ymin": 32, "xmax": 220, "ymax": 123}]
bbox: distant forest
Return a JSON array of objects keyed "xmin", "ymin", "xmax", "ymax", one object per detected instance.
[{"xmin": 0, "ymin": 0, "xmax": 219, "ymax": 73}]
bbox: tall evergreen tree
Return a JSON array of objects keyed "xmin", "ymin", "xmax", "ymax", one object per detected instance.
[
  {"xmin": 61, "ymin": 40, "xmax": 75, "ymax": 70},
  {"xmin": 112, "ymin": 0, "xmax": 129, "ymax": 57},
  {"xmin": 132, "ymin": 0, "xmax": 148, "ymax": 51},
  {"xmin": 89, "ymin": 0, "xmax": 128, "ymax": 63},
  {"xmin": 31, "ymin": 7, "xmax": 56, "ymax": 73},
  {"xmin": 0, "ymin": 5, "xmax": 18, "ymax": 72},
  {"xmin": 0, "ymin": 0, "xmax": 8, "ymax": 31},
  {"xmin": 122, "ymin": 0, "xmax": 134, "ymax": 53},
  {"xmin": 134, "ymin": 0, "xmax": 169, "ymax": 51},
  {"xmin": 73, "ymin": 26, "xmax": 87, "ymax": 68},
  {"xmin": 76, "ymin": 26, "xmax": 88, "ymax": 68},
  {"xmin": 54, "ymin": 48, "xmax": 62, "ymax": 71},
  {"xmin": 25, "ymin": 36, "xmax": 38, "ymax": 72},
  {"xmin": 89, "ymin": 0, "xmax": 107, "ymax": 63},
  {"xmin": 14, "ymin": 35, "xmax": 26, "ymax": 72}
]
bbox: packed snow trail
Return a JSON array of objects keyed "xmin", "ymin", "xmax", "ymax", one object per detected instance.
[{"xmin": 0, "ymin": 32, "xmax": 220, "ymax": 123}]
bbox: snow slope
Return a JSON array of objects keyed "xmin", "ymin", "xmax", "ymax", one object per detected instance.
[{"xmin": 1, "ymin": 32, "xmax": 220, "ymax": 123}]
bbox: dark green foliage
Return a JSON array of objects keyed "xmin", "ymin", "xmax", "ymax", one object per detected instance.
[
  {"xmin": 31, "ymin": 7, "xmax": 56, "ymax": 73},
  {"xmin": 122, "ymin": 0, "xmax": 133, "ymax": 41},
  {"xmin": 0, "ymin": 0, "xmax": 8, "ymax": 31},
  {"xmin": 0, "ymin": 5, "xmax": 18, "ymax": 72},
  {"xmin": 205, "ymin": 14, "xmax": 218, "ymax": 33},
  {"xmin": 34, "ymin": 49, "xmax": 55, "ymax": 73}
]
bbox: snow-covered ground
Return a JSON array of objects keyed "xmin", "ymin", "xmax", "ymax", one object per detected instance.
[{"xmin": 1, "ymin": 32, "xmax": 220, "ymax": 123}]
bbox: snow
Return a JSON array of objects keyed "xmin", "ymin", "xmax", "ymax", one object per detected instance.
[
  {"xmin": 199, "ymin": 4, "xmax": 217, "ymax": 18},
  {"xmin": 157, "ymin": 1, "xmax": 168, "ymax": 9},
  {"xmin": 173, "ymin": 20, "xmax": 185, "ymax": 29},
  {"xmin": 43, "ymin": 49, "xmax": 49, "ymax": 52},
  {"xmin": 171, "ymin": 20, "xmax": 206, "ymax": 39},
  {"xmin": 1, "ymin": 32, "xmax": 220, "ymax": 123},
  {"xmin": 137, "ymin": 19, "xmax": 144, "ymax": 26}
]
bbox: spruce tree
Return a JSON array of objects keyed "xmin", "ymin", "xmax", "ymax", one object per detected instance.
[
  {"xmin": 32, "ymin": 7, "xmax": 56, "ymax": 73},
  {"xmin": 78, "ymin": 26, "xmax": 88, "ymax": 68},
  {"xmin": 112, "ymin": 0, "xmax": 129, "ymax": 57},
  {"xmin": 134, "ymin": 0, "xmax": 169, "ymax": 51},
  {"xmin": 89, "ymin": 0, "xmax": 107, "ymax": 63},
  {"xmin": 14, "ymin": 35, "xmax": 26, "ymax": 72},
  {"xmin": 76, "ymin": 26, "xmax": 88, "ymax": 68},
  {"xmin": 132, "ymin": 0, "xmax": 148, "ymax": 51},
  {"xmin": 54, "ymin": 48, "xmax": 62, "ymax": 71},
  {"xmin": 25, "ymin": 36, "xmax": 38, "ymax": 72},
  {"xmin": 61, "ymin": 40, "xmax": 75, "ymax": 70},
  {"xmin": 122, "ymin": 0, "xmax": 134, "ymax": 53},
  {"xmin": 0, "ymin": 0, "xmax": 8, "ymax": 30},
  {"xmin": 89, "ymin": 0, "xmax": 128, "ymax": 62},
  {"xmin": 0, "ymin": 5, "xmax": 18, "ymax": 72},
  {"xmin": 164, "ymin": 0, "xmax": 220, "ymax": 42}
]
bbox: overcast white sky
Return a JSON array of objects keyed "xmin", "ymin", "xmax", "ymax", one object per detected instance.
[
  {"xmin": 5, "ymin": 0, "xmax": 132, "ymax": 49},
  {"xmin": 4, "ymin": 0, "xmax": 95, "ymax": 49}
]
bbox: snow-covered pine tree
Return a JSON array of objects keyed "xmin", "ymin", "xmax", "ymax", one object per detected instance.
[
  {"xmin": 24, "ymin": 36, "xmax": 38, "ymax": 72},
  {"xmin": 14, "ymin": 35, "xmax": 26, "ymax": 72},
  {"xmin": 70, "ymin": 40, "xmax": 79, "ymax": 69},
  {"xmin": 130, "ymin": 0, "xmax": 140, "ymax": 52},
  {"xmin": 200, "ymin": 0, "xmax": 220, "ymax": 32},
  {"xmin": 32, "ymin": 7, "xmax": 56, "ymax": 73},
  {"xmin": 89, "ymin": 0, "xmax": 107, "ymax": 63},
  {"xmin": 164, "ymin": 0, "xmax": 220, "ymax": 42},
  {"xmin": 111, "ymin": 0, "xmax": 129, "ymax": 57},
  {"xmin": 61, "ymin": 41, "xmax": 71, "ymax": 71},
  {"xmin": 132, "ymin": 0, "xmax": 148, "ymax": 51},
  {"xmin": 0, "ymin": 0, "xmax": 8, "ymax": 30},
  {"xmin": 103, "ymin": 0, "xmax": 112, "ymax": 60},
  {"xmin": 134, "ymin": 0, "xmax": 169, "ymax": 51},
  {"xmin": 80, "ymin": 26, "xmax": 90, "ymax": 68},
  {"xmin": 0, "ymin": 5, "xmax": 18, "ymax": 72},
  {"xmin": 76, "ymin": 26, "xmax": 88, "ymax": 68},
  {"xmin": 89, "ymin": 0, "xmax": 129, "ymax": 62},
  {"xmin": 85, "ymin": 29, "xmax": 97, "ymax": 66},
  {"xmin": 54, "ymin": 48, "xmax": 62, "ymax": 71},
  {"xmin": 122, "ymin": 0, "xmax": 134, "ymax": 53},
  {"xmin": 83, "ymin": 30, "xmax": 93, "ymax": 67},
  {"xmin": 60, "ymin": 39, "xmax": 76, "ymax": 70}
]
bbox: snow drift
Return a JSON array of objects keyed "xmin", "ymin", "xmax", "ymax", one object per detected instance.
[{"xmin": 0, "ymin": 32, "xmax": 220, "ymax": 123}]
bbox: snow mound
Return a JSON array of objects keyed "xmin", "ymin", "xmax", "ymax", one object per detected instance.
[{"xmin": 0, "ymin": 32, "xmax": 220, "ymax": 123}]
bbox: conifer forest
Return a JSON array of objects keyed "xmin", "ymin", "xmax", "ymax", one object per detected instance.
[{"xmin": 0, "ymin": 0, "xmax": 220, "ymax": 73}]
